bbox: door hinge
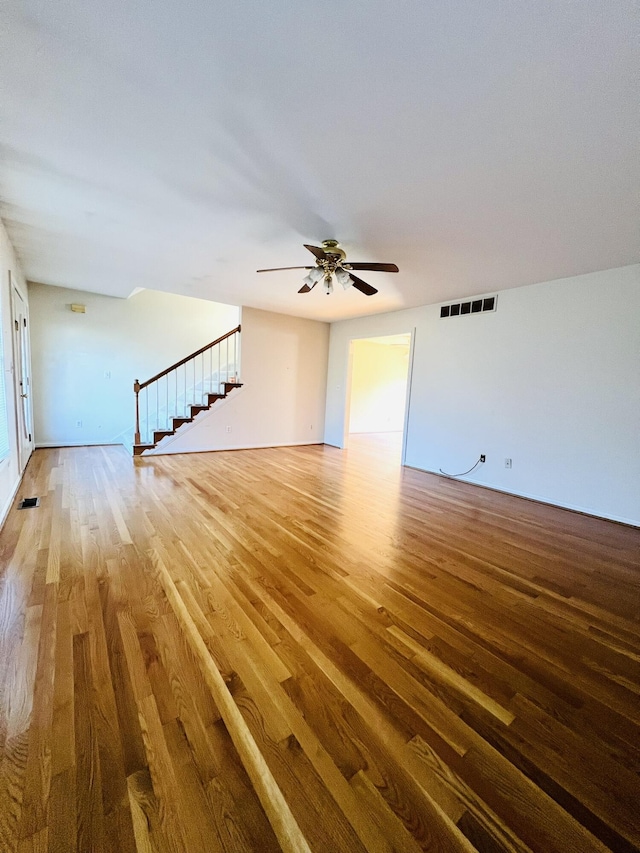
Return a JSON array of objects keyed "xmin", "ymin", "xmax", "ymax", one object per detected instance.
[
  {"xmin": 14, "ymin": 320, "xmax": 18, "ymax": 331},
  {"xmin": 23, "ymin": 318, "xmax": 27, "ymax": 327},
  {"xmin": 28, "ymin": 433, "xmax": 32, "ymax": 442}
]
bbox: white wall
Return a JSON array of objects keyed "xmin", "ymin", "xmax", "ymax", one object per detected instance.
[
  {"xmin": 348, "ymin": 339, "xmax": 409, "ymax": 433},
  {"xmin": 0, "ymin": 220, "xmax": 31, "ymax": 525},
  {"xmin": 151, "ymin": 307, "xmax": 328, "ymax": 454},
  {"xmin": 325, "ymin": 265, "xmax": 640, "ymax": 526},
  {"xmin": 28, "ymin": 284, "xmax": 239, "ymax": 447}
]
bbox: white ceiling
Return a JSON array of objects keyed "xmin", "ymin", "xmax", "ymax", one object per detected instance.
[{"xmin": 1, "ymin": 1, "xmax": 638, "ymax": 322}]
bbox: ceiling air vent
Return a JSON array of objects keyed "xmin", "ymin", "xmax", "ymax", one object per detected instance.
[{"xmin": 440, "ymin": 295, "xmax": 497, "ymax": 318}]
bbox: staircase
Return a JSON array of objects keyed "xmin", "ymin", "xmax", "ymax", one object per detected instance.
[{"xmin": 133, "ymin": 325, "xmax": 241, "ymax": 456}]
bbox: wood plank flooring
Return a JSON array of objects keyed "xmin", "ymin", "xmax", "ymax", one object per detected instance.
[{"xmin": 0, "ymin": 435, "xmax": 639, "ymax": 852}]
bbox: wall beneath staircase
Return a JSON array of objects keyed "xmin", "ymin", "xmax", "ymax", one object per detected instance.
[
  {"xmin": 28, "ymin": 283, "xmax": 240, "ymax": 447},
  {"xmin": 149, "ymin": 307, "xmax": 329, "ymax": 454}
]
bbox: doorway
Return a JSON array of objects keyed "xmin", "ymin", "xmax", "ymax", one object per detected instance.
[
  {"xmin": 345, "ymin": 333, "xmax": 412, "ymax": 463},
  {"xmin": 11, "ymin": 277, "xmax": 33, "ymax": 472}
]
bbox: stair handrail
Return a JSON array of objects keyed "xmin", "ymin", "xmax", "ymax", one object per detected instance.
[
  {"xmin": 136, "ymin": 324, "xmax": 241, "ymax": 390},
  {"xmin": 134, "ymin": 323, "xmax": 241, "ymax": 447}
]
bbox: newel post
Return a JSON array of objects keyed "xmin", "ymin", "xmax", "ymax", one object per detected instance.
[{"xmin": 134, "ymin": 380, "xmax": 141, "ymax": 445}]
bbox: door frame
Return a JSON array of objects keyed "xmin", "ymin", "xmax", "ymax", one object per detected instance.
[
  {"xmin": 342, "ymin": 329, "xmax": 415, "ymax": 465},
  {"xmin": 10, "ymin": 272, "xmax": 33, "ymax": 472}
]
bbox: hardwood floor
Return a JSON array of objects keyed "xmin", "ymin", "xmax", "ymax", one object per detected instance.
[{"xmin": 0, "ymin": 436, "xmax": 639, "ymax": 852}]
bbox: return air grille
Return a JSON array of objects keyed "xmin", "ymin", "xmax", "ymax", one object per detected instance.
[
  {"xmin": 440, "ymin": 296, "xmax": 497, "ymax": 319},
  {"xmin": 18, "ymin": 497, "xmax": 40, "ymax": 509}
]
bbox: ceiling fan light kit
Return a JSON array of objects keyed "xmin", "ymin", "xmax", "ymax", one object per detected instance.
[
  {"xmin": 302, "ymin": 267, "xmax": 324, "ymax": 288},
  {"xmin": 257, "ymin": 239, "xmax": 399, "ymax": 297},
  {"xmin": 334, "ymin": 267, "xmax": 352, "ymax": 290}
]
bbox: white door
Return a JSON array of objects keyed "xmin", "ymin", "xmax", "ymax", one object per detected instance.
[{"xmin": 11, "ymin": 281, "xmax": 33, "ymax": 471}]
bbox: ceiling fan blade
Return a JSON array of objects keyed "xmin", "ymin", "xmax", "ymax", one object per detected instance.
[
  {"xmin": 347, "ymin": 262, "xmax": 399, "ymax": 273},
  {"xmin": 257, "ymin": 266, "xmax": 314, "ymax": 273},
  {"xmin": 349, "ymin": 274, "xmax": 378, "ymax": 296},
  {"xmin": 303, "ymin": 244, "xmax": 327, "ymax": 260},
  {"xmin": 298, "ymin": 282, "xmax": 317, "ymax": 293}
]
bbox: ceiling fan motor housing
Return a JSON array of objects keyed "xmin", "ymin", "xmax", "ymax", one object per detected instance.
[{"xmin": 322, "ymin": 239, "xmax": 346, "ymax": 261}]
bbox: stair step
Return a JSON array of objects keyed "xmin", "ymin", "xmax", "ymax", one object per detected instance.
[
  {"xmin": 203, "ymin": 383, "xmax": 243, "ymax": 407},
  {"xmin": 133, "ymin": 443, "xmax": 156, "ymax": 456},
  {"xmin": 172, "ymin": 417, "xmax": 193, "ymax": 430},
  {"xmin": 136, "ymin": 388, "xmax": 244, "ymax": 455}
]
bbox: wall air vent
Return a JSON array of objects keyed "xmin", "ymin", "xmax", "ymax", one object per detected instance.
[{"xmin": 440, "ymin": 295, "xmax": 497, "ymax": 319}]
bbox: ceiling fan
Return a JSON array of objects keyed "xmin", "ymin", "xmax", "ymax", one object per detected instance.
[{"xmin": 257, "ymin": 240, "xmax": 399, "ymax": 296}]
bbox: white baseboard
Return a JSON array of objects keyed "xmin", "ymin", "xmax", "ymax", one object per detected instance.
[
  {"xmin": 145, "ymin": 440, "xmax": 324, "ymax": 456},
  {"xmin": 0, "ymin": 473, "xmax": 25, "ymax": 531},
  {"xmin": 35, "ymin": 442, "xmax": 125, "ymax": 448},
  {"xmin": 409, "ymin": 466, "xmax": 640, "ymax": 528},
  {"xmin": 0, "ymin": 449, "xmax": 34, "ymax": 532}
]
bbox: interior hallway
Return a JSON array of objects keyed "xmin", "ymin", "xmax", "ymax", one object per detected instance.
[{"xmin": 0, "ymin": 438, "xmax": 639, "ymax": 851}]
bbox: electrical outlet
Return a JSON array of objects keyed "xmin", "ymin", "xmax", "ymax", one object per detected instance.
[
  {"xmin": 104, "ymin": 370, "xmax": 111, "ymax": 379},
  {"xmin": 480, "ymin": 454, "xmax": 486, "ymax": 463},
  {"xmin": 505, "ymin": 457, "xmax": 512, "ymax": 468},
  {"xmin": 76, "ymin": 420, "xmax": 82, "ymax": 428},
  {"xmin": 225, "ymin": 425, "xmax": 231, "ymax": 433}
]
